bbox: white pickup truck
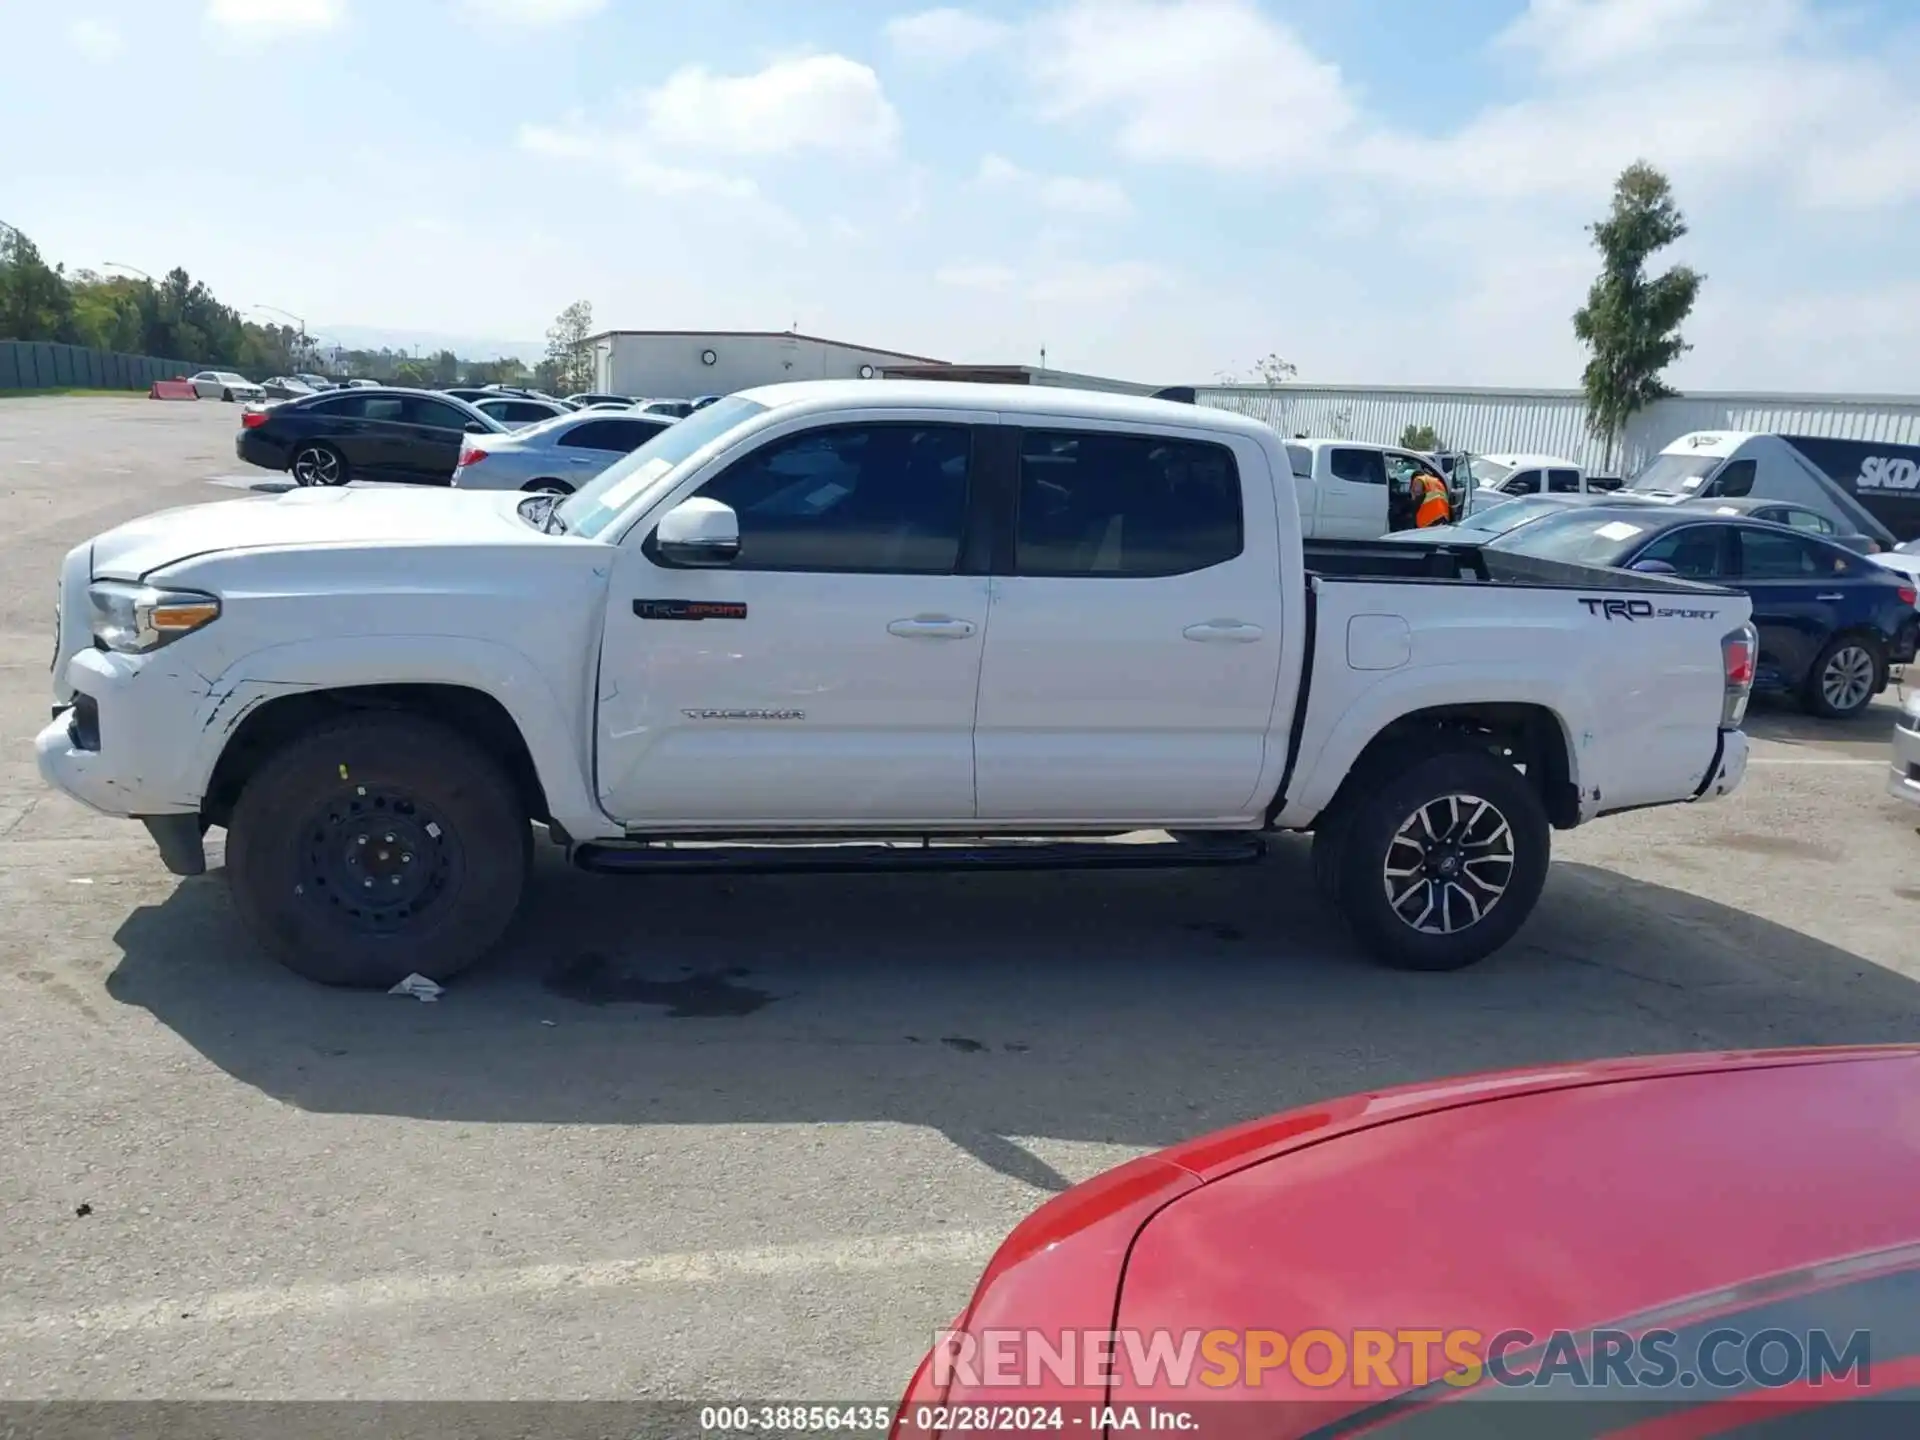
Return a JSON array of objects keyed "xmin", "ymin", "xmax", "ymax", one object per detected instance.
[{"xmin": 38, "ymin": 383, "xmax": 1756, "ymax": 987}]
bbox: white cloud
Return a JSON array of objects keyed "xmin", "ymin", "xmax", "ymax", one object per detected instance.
[
  {"xmin": 204, "ymin": 0, "xmax": 345, "ymax": 40},
  {"xmin": 1498, "ymin": 0, "xmax": 1806, "ymax": 75},
  {"xmin": 885, "ymin": 8, "xmax": 1013, "ymax": 62},
  {"xmin": 639, "ymin": 54, "xmax": 901, "ymax": 159},
  {"xmin": 462, "ymin": 0, "xmax": 606, "ymax": 25},
  {"xmin": 973, "ymin": 153, "xmax": 1132, "ymax": 218},
  {"xmin": 1027, "ymin": 259, "xmax": 1170, "ymax": 304},
  {"xmin": 68, "ymin": 18, "xmax": 124, "ymax": 61},
  {"xmin": 935, "ymin": 263, "xmax": 1018, "ymax": 292},
  {"xmin": 1028, "ymin": 0, "xmax": 1354, "ymax": 171}
]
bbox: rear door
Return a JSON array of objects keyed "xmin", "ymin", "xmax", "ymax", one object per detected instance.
[
  {"xmin": 1320, "ymin": 446, "xmax": 1389, "ymax": 537},
  {"xmin": 973, "ymin": 423, "xmax": 1283, "ymax": 822},
  {"xmin": 1731, "ymin": 525, "xmax": 1845, "ymax": 689},
  {"xmin": 299, "ymin": 392, "xmax": 378, "ymax": 470}
]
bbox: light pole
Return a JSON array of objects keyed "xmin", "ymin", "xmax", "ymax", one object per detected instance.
[
  {"xmin": 102, "ymin": 261, "xmax": 152, "ymax": 281},
  {"xmin": 251, "ymin": 303, "xmax": 311, "ymax": 368}
]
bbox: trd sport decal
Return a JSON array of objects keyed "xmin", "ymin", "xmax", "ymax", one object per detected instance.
[
  {"xmin": 634, "ymin": 599, "xmax": 748, "ymax": 621},
  {"xmin": 1579, "ymin": 598, "xmax": 1722, "ymax": 621}
]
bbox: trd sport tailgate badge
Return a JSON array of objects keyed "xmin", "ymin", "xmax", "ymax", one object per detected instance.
[{"xmin": 634, "ymin": 599, "xmax": 748, "ymax": 621}]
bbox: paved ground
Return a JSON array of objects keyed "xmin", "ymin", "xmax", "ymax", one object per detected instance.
[{"xmin": 1, "ymin": 396, "xmax": 1916, "ymax": 1401}]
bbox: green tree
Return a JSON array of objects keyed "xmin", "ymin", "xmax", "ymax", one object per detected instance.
[
  {"xmin": 1573, "ymin": 161, "xmax": 1703, "ymax": 470},
  {"xmin": 1399, "ymin": 423, "xmax": 1442, "ymax": 451},
  {"xmin": 543, "ymin": 299, "xmax": 594, "ymax": 394},
  {"xmin": 0, "ymin": 227, "xmax": 74, "ymax": 341}
]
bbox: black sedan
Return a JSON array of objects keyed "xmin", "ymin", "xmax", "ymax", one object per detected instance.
[
  {"xmin": 236, "ymin": 387, "xmax": 506, "ymax": 487},
  {"xmin": 1678, "ymin": 495, "xmax": 1885, "ymax": 554},
  {"xmin": 1489, "ymin": 505, "xmax": 1920, "ymax": 719}
]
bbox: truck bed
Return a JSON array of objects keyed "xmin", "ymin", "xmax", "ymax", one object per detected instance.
[{"xmin": 1302, "ymin": 536, "xmax": 1735, "ymax": 596}]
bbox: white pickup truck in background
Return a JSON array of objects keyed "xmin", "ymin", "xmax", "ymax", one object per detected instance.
[
  {"xmin": 1281, "ymin": 438, "xmax": 1463, "ymax": 538},
  {"xmin": 39, "ymin": 383, "xmax": 1755, "ymax": 988}
]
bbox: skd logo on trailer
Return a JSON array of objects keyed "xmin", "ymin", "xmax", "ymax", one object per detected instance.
[{"xmin": 1857, "ymin": 456, "xmax": 1920, "ymax": 491}]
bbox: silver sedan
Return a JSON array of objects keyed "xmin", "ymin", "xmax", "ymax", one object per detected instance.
[{"xmin": 450, "ymin": 408, "xmax": 676, "ymax": 493}]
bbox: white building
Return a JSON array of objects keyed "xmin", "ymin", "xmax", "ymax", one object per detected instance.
[
  {"xmin": 587, "ymin": 329, "xmax": 948, "ymax": 400},
  {"xmin": 1196, "ymin": 382, "xmax": 1920, "ymax": 477}
]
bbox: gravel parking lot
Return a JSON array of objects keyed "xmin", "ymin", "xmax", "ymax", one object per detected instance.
[{"xmin": 2, "ymin": 396, "xmax": 1916, "ymax": 1402}]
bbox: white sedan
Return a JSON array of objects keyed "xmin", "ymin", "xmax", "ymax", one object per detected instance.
[{"xmin": 188, "ymin": 370, "xmax": 266, "ymax": 402}]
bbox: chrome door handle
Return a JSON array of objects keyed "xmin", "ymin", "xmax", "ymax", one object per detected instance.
[
  {"xmin": 1183, "ymin": 621, "xmax": 1264, "ymax": 642},
  {"xmin": 1815, "ymin": 592, "xmax": 1844, "ymax": 601},
  {"xmin": 888, "ymin": 617, "xmax": 976, "ymax": 639}
]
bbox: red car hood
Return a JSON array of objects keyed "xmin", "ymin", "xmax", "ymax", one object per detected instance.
[{"xmin": 909, "ymin": 1048, "xmax": 1920, "ymax": 1436}]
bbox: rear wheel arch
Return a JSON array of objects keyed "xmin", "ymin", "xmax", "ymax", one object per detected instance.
[{"xmin": 1311, "ymin": 702, "xmax": 1580, "ymax": 834}]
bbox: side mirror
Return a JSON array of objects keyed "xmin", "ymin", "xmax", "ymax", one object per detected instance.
[
  {"xmin": 656, "ymin": 497, "xmax": 740, "ymax": 566},
  {"xmin": 1630, "ymin": 558, "xmax": 1678, "ymax": 575}
]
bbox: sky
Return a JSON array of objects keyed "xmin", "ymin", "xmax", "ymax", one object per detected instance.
[{"xmin": 8, "ymin": 0, "xmax": 1920, "ymax": 391}]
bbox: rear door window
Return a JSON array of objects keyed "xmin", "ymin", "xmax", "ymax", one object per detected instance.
[
  {"xmin": 1547, "ymin": 469, "xmax": 1582, "ymax": 493},
  {"xmin": 1736, "ymin": 528, "xmax": 1846, "ymax": 578},
  {"xmin": 1328, "ymin": 448, "xmax": 1387, "ymax": 486},
  {"xmin": 360, "ymin": 395, "xmax": 407, "ymax": 423},
  {"xmin": 1503, "ymin": 469, "xmax": 1544, "ymax": 495},
  {"xmin": 562, "ymin": 419, "xmax": 666, "ymax": 453},
  {"xmin": 1014, "ymin": 429, "xmax": 1243, "ymax": 577}
]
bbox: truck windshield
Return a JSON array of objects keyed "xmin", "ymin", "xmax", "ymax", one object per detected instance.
[
  {"xmin": 1466, "ymin": 457, "xmax": 1513, "ymax": 486},
  {"xmin": 552, "ymin": 395, "xmax": 769, "ymax": 539},
  {"xmin": 1483, "ymin": 509, "xmax": 1664, "ymax": 567},
  {"xmin": 1627, "ymin": 453, "xmax": 1721, "ymax": 493}
]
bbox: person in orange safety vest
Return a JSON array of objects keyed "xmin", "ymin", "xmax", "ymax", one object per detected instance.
[{"xmin": 1412, "ymin": 468, "xmax": 1452, "ymax": 528}]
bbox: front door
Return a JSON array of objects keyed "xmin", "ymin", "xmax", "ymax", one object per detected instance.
[
  {"xmin": 973, "ymin": 424, "xmax": 1283, "ymax": 823},
  {"xmin": 401, "ymin": 395, "xmax": 476, "ymax": 483},
  {"xmin": 597, "ymin": 418, "xmax": 991, "ymax": 826}
]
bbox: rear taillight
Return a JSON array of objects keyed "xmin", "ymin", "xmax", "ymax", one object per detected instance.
[
  {"xmin": 1899, "ymin": 585, "xmax": 1916, "ymax": 608},
  {"xmin": 457, "ymin": 448, "xmax": 487, "ymax": 467},
  {"xmin": 241, "ymin": 410, "xmax": 268, "ymax": 429},
  {"xmin": 1722, "ymin": 624, "xmax": 1757, "ymax": 728}
]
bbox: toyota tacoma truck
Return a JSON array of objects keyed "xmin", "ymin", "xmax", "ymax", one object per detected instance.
[{"xmin": 38, "ymin": 382, "xmax": 1756, "ymax": 987}]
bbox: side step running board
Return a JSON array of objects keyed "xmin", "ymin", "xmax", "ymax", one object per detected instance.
[{"xmin": 571, "ymin": 836, "xmax": 1267, "ymax": 876}]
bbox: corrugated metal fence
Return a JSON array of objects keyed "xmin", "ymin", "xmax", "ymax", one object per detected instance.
[
  {"xmin": 0, "ymin": 341, "xmax": 201, "ymax": 392},
  {"xmin": 1195, "ymin": 384, "xmax": 1920, "ymax": 476}
]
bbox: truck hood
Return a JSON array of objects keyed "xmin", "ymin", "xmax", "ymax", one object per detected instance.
[{"xmin": 90, "ymin": 486, "xmax": 547, "ymax": 581}]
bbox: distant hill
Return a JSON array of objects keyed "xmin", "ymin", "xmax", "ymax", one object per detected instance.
[{"xmin": 313, "ymin": 325, "xmax": 543, "ymax": 364}]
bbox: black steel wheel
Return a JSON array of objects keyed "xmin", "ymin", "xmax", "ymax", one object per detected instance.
[{"xmin": 226, "ymin": 713, "xmax": 529, "ymax": 987}]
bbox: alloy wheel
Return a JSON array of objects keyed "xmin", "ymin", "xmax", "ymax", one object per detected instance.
[
  {"xmin": 1821, "ymin": 644, "xmax": 1875, "ymax": 714},
  {"xmin": 1382, "ymin": 792, "xmax": 1515, "ymax": 935},
  {"xmin": 292, "ymin": 447, "xmax": 342, "ymax": 487}
]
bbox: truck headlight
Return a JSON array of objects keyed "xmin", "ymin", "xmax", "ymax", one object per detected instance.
[{"xmin": 87, "ymin": 582, "xmax": 221, "ymax": 654}]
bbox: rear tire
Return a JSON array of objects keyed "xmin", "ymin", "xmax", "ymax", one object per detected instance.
[
  {"xmin": 226, "ymin": 714, "xmax": 530, "ymax": 988},
  {"xmin": 1802, "ymin": 634, "xmax": 1882, "ymax": 720},
  {"xmin": 1332, "ymin": 748, "xmax": 1550, "ymax": 972}
]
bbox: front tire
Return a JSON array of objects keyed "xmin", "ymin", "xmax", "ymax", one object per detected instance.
[
  {"xmin": 1802, "ymin": 634, "xmax": 1882, "ymax": 720},
  {"xmin": 522, "ymin": 479, "xmax": 574, "ymax": 495},
  {"xmin": 290, "ymin": 443, "xmax": 347, "ymax": 487},
  {"xmin": 221, "ymin": 388, "xmax": 234, "ymax": 402},
  {"xmin": 225, "ymin": 714, "xmax": 530, "ymax": 988},
  {"xmin": 1333, "ymin": 748, "xmax": 1550, "ymax": 972}
]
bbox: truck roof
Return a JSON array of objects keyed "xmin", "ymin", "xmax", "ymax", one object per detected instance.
[
  {"xmin": 1483, "ymin": 452, "xmax": 1581, "ymax": 470},
  {"xmin": 1660, "ymin": 431, "xmax": 1762, "ymax": 457},
  {"xmin": 733, "ymin": 379, "xmax": 1278, "ymax": 441}
]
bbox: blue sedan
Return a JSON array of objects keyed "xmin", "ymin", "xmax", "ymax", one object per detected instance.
[{"xmin": 1488, "ymin": 505, "xmax": 1920, "ymax": 719}]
